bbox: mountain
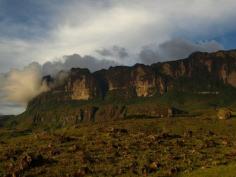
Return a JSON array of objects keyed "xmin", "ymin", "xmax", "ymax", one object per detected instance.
[{"xmin": 16, "ymin": 50, "xmax": 236, "ymax": 128}]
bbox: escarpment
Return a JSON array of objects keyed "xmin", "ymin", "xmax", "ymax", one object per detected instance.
[
  {"xmin": 59, "ymin": 50, "xmax": 236, "ymax": 101},
  {"xmin": 21, "ymin": 50, "xmax": 236, "ymax": 126}
]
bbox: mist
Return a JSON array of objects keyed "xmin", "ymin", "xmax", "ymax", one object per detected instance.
[
  {"xmin": 0, "ymin": 63, "xmax": 48, "ymax": 105},
  {"xmin": 0, "ymin": 54, "xmax": 120, "ymax": 115}
]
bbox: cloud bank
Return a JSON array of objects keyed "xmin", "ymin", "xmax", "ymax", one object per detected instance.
[
  {"xmin": 139, "ymin": 38, "xmax": 224, "ymax": 64},
  {"xmin": 0, "ymin": 0, "xmax": 236, "ymax": 72}
]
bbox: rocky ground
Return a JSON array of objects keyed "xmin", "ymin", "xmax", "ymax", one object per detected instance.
[{"xmin": 1, "ymin": 116, "xmax": 236, "ymax": 177}]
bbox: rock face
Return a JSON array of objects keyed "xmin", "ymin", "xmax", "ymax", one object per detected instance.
[
  {"xmin": 23, "ymin": 50, "xmax": 236, "ymax": 125},
  {"xmin": 66, "ymin": 68, "xmax": 101, "ymax": 100},
  {"xmin": 54, "ymin": 50, "xmax": 236, "ymax": 102},
  {"xmin": 132, "ymin": 65, "xmax": 157, "ymax": 97}
]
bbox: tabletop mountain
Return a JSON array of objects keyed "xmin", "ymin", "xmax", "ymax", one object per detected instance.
[{"xmin": 16, "ymin": 50, "xmax": 236, "ymax": 128}]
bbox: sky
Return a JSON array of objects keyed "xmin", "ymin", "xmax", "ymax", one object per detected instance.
[{"xmin": 0, "ymin": 0, "xmax": 236, "ymax": 115}]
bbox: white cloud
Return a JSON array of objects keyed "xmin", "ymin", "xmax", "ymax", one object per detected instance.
[{"xmin": 1, "ymin": 63, "xmax": 49, "ymax": 104}]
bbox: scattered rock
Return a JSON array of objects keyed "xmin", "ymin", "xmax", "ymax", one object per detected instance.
[
  {"xmin": 208, "ymin": 131, "xmax": 215, "ymax": 136},
  {"xmin": 220, "ymin": 138, "xmax": 229, "ymax": 146},
  {"xmin": 111, "ymin": 128, "xmax": 128, "ymax": 134},
  {"xmin": 205, "ymin": 140, "xmax": 218, "ymax": 148},
  {"xmin": 68, "ymin": 145, "xmax": 80, "ymax": 152},
  {"xmin": 176, "ymin": 139, "xmax": 185, "ymax": 147},
  {"xmin": 148, "ymin": 162, "xmax": 160, "ymax": 172},
  {"xmin": 168, "ymin": 167, "xmax": 180, "ymax": 175},
  {"xmin": 58, "ymin": 135, "xmax": 75, "ymax": 143},
  {"xmin": 147, "ymin": 135, "xmax": 156, "ymax": 141},
  {"xmin": 217, "ymin": 108, "xmax": 232, "ymax": 120},
  {"xmin": 50, "ymin": 148, "xmax": 60, "ymax": 156},
  {"xmin": 158, "ymin": 133, "xmax": 181, "ymax": 140},
  {"xmin": 6, "ymin": 153, "xmax": 45, "ymax": 177},
  {"xmin": 184, "ymin": 130, "xmax": 193, "ymax": 138},
  {"xmin": 48, "ymin": 143, "xmax": 53, "ymax": 148}
]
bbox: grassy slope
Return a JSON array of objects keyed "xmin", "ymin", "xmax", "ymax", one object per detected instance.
[
  {"xmin": 15, "ymin": 88, "xmax": 236, "ymax": 129},
  {"xmin": 1, "ymin": 116, "xmax": 236, "ymax": 176}
]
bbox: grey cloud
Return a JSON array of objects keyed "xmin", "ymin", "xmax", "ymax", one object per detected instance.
[
  {"xmin": 113, "ymin": 46, "xmax": 129, "ymax": 59},
  {"xmin": 159, "ymin": 38, "xmax": 224, "ymax": 59},
  {"xmin": 64, "ymin": 54, "xmax": 119, "ymax": 71},
  {"xmin": 96, "ymin": 48, "xmax": 113, "ymax": 57},
  {"xmin": 139, "ymin": 45, "xmax": 160, "ymax": 65},
  {"xmin": 96, "ymin": 45, "xmax": 129, "ymax": 59},
  {"xmin": 139, "ymin": 38, "xmax": 224, "ymax": 64},
  {"xmin": 42, "ymin": 54, "xmax": 119, "ymax": 76}
]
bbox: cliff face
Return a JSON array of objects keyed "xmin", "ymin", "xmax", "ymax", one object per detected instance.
[
  {"xmin": 99, "ymin": 64, "xmax": 159, "ymax": 98},
  {"xmin": 66, "ymin": 68, "xmax": 101, "ymax": 100},
  {"xmin": 56, "ymin": 50, "xmax": 236, "ymax": 101},
  {"xmin": 23, "ymin": 50, "xmax": 236, "ymax": 126}
]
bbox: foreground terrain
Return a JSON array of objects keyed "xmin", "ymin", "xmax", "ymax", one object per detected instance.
[{"xmin": 1, "ymin": 116, "xmax": 236, "ymax": 177}]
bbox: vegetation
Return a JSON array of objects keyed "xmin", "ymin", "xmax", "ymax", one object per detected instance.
[
  {"xmin": 2, "ymin": 82, "xmax": 236, "ymax": 176},
  {"xmin": 1, "ymin": 115, "xmax": 236, "ymax": 176}
]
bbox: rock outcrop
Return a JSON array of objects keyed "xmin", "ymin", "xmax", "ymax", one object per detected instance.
[{"xmin": 217, "ymin": 108, "xmax": 232, "ymax": 120}]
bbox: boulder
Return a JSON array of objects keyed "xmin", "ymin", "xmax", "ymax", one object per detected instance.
[{"xmin": 217, "ymin": 108, "xmax": 232, "ymax": 120}]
